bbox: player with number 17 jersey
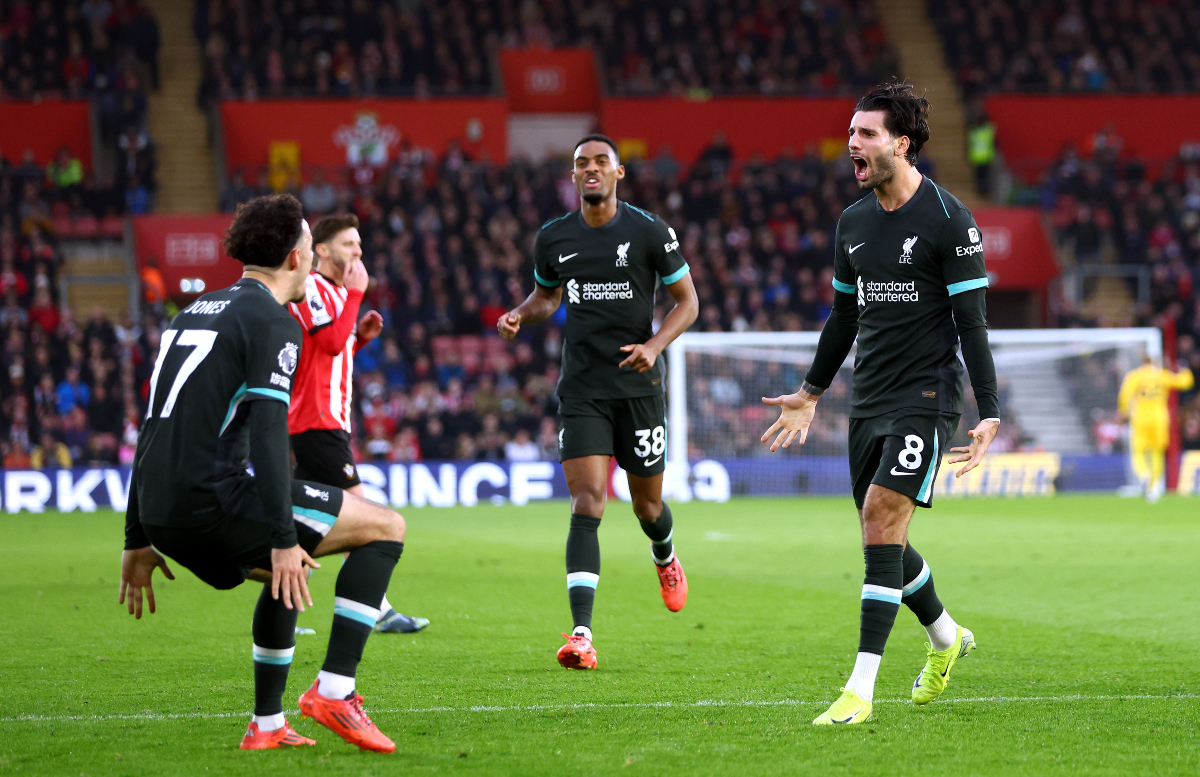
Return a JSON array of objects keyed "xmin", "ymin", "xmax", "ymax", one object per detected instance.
[{"xmin": 131, "ymin": 279, "xmax": 302, "ymax": 527}]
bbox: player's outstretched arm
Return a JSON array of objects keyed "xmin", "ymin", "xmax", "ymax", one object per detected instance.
[
  {"xmin": 760, "ymin": 284, "xmax": 858, "ymax": 451},
  {"xmin": 949, "ymin": 288, "xmax": 1001, "ymax": 477},
  {"xmin": 619, "ymin": 273, "xmax": 698, "ymax": 372},
  {"xmin": 498, "ymin": 285, "xmax": 562, "ymax": 340},
  {"xmin": 119, "ymin": 546, "xmax": 175, "ymax": 619}
]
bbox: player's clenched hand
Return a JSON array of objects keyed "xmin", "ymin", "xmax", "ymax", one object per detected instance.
[
  {"xmin": 119, "ymin": 547, "xmax": 175, "ymax": 619},
  {"xmin": 618, "ymin": 343, "xmax": 659, "ymax": 372},
  {"xmin": 497, "ymin": 311, "xmax": 521, "ymax": 340},
  {"xmin": 271, "ymin": 545, "xmax": 320, "ymax": 612},
  {"xmin": 357, "ymin": 310, "xmax": 384, "ymax": 342},
  {"xmin": 760, "ymin": 391, "xmax": 819, "ymax": 452},
  {"xmin": 949, "ymin": 418, "xmax": 1000, "ymax": 477},
  {"xmin": 344, "ymin": 258, "xmax": 369, "ymax": 292}
]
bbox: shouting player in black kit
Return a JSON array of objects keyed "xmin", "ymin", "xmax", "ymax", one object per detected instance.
[
  {"xmin": 760, "ymin": 82, "xmax": 1000, "ymax": 724},
  {"xmin": 119, "ymin": 195, "xmax": 405, "ymax": 753},
  {"xmin": 498, "ymin": 135, "xmax": 699, "ymax": 670}
]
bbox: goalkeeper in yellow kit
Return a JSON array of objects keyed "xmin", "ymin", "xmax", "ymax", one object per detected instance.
[{"xmin": 1118, "ymin": 357, "xmax": 1194, "ymax": 501}]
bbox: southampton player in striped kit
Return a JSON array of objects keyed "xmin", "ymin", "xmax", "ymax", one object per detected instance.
[{"xmin": 288, "ymin": 213, "xmax": 429, "ymax": 634}]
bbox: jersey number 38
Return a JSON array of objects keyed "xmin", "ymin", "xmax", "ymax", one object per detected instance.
[{"xmin": 635, "ymin": 426, "xmax": 666, "ymax": 459}]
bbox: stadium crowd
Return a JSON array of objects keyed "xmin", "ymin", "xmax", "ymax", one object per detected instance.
[
  {"xmin": 1034, "ymin": 128, "xmax": 1200, "ymax": 448},
  {"xmin": 931, "ymin": 0, "xmax": 1200, "ymax": 98},
  {"xmin": 0, "ymin": 0, "xmax": 160, "ymax": 213},
  {"xmin": 194, "ymin": 0, "xmax": 896, "ymax": 100}
]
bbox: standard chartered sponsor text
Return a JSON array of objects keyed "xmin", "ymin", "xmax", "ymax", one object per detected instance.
[
  {"xmin": 581, "ymin": 281, "xmax": 634, "ymax": 300},
  {"xmin": 864, "ymin": 280, "xmax": 918, "ymax": 302}
]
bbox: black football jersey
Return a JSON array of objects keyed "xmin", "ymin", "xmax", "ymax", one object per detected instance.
[
  {"xmin": 132, "ymin": 278, "xmax": 303, "ymax": 527},
  {"xmin": 533, "ymin": 201, "xmax": 689, "ymax": 399},
  {"xmin": 832, "ymin": 177, "xmax": 989, "ymax": 418}
]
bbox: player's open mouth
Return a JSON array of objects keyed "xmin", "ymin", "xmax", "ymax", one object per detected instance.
[
  {"xmin": 851, "ymin": 155, "xmax": 868, "ymax": 181},
  {"xmin": 584, "ymin": 175, "xmax": 601, "ymax": 188}
]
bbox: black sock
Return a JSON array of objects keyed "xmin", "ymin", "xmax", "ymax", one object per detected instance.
[
  {"xmin": 858, "ymin": 544, "xmax": 904, "ymax": 655},
  {"xmin": 565, "ymin": 514, "xmax": 601, "ymax": 632},
  {"xmin": 901, "ymin": 543, "xmax": 945, "ymax": 626},
  {"xmin": 639, "ymin": 503, "xmax": 674, "ymax": 565},
  {"xmin": 252, "ymin": 583, "xmax": 298, "ymax": 716},
  {"xmin": 321, "ymin": 540, "xmax": 403, "ymax": 678}
]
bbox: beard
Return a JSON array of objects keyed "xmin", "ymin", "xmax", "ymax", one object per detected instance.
[
  {"xmin": 581, "ymin": 190, "xmax": 606, "ymax": 204},
  {"xmin": 859, "ymin": 152, "xmax": 897, "ymax": 190}
]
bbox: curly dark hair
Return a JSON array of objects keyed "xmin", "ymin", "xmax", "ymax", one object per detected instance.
[
  {"xmin": 855, "ymin": 80, "xmax": 931, "ymax": 166},
  {"xmin": 312, "ymin": 213, "xmax": 360, "ymax": 247},
  {"xmin": 224, "ymin": 194, "xmax": 305, "ymax": 269}
]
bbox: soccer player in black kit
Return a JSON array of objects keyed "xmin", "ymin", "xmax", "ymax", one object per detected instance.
[
  {"xmin": 760, "ymin": 82, "xmax": 1000, "ymax": 724},
  {"xmin": 498, "ymin": 135, "xmax": 699, "ymax": 669},
  {"xmin": 118, "ymin": 195, "xmax": 405, "ymax": 752}
]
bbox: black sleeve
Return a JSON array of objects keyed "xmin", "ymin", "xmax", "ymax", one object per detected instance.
[
  {"xmin": 532, "ymin": 228, "xmax": 560, "ymax": 289},
  {"xmin": 950, "ymin": 288, "xmax": 999, "ymax": 420},
  {"xmin": 123, "ymin": 474, "xmax": 149, "ymax": 550},
  {"xmin": 247, "ymin": 398, "xmax": 297, "ymax": 549},
  {"xmin": 804, "ymin": 289, "xmax": 859, "ymax": 390}
]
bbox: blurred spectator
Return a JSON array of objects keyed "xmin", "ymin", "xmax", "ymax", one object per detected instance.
[
  {"xmin": 47, "ymin": 147, "xmax": 84, "ymax": 190},
  {"xmin": 31, "ymin": 432, "xmax": 72, "ymax": 468},
  {"xmin": 504, "ymin": 427, "xmax": 539, "ymax": 461},
  {"xmin": 301, "ymin": 169, "xmax": 338, "ymax": 214},
  {"xmin": 219, "ymin": 170, "xmax": 256, "ymax": 213},
  {"xmin": 56, "ymin": 366, "xmax": 90, "ymax": 415}
]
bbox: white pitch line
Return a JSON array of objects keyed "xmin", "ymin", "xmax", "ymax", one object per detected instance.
[{"xmin": 4, "ymin": 694, "xmax": 1196, "ymax": 724}]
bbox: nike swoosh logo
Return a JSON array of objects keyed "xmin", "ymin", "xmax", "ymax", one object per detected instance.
[
  {"xmin": 559, "ymin": 253, "xmax": 578, "ymax": 263},
  {"xmin": 849, "ymin": 243, "xmax": 866, "ymax": 254},
  {"xmin": 890, "ymin": 467, "xmax": 916, "ymax": 476},
  {"xmin": 832, "ymin": 715, "xmax": 857, "ymax": 724},
  {"xmin": 644, "ymin": 456, "xmax": 662, "ymax": 466}
]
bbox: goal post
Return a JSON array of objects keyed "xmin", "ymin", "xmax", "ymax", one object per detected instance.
[{"xmin": 666, "ymin": 328, "xmax": 1161, "ymax": 497}]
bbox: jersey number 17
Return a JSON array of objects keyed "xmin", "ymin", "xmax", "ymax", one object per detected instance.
[{"xmin": 147, "ymin": 329, "xmax": 218, "ymax": 418}]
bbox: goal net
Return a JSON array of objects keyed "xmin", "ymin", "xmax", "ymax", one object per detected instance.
[{"xmin": 665, "ymin": 328, "xmax": 1160, "ymax": 499}]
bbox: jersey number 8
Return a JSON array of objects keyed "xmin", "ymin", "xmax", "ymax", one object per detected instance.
[
  {"xmin": 898, "ymin": 434, "xmax": 924, "ymax": 470},
  {"xmin": 634, "ymin": 426, "xmax": 666, "ymax": 459},
  {"xmin": 147, "ymin": 329, "xmax": 218, "ymax": 418}
]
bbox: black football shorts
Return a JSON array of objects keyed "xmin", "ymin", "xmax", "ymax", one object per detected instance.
[
  {"xmin": 291, "ymin": 428, "xmax": 361, "ymax": 488},
  {"xmin": 557, "ymin": 394, "xmax": 668, "ymax": 478},
  {"xmin": 142, "ymin": 479, "xmax": 345, "ymax": 590},
  {"xmin": 848, "ymin": 409, "xmax": 960, "ymax": 509}
]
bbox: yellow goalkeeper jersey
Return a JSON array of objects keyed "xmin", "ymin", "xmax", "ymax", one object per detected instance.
[{"xmin": 1118, "ymin": 364, "xmax": 1194, "ymax": 424}]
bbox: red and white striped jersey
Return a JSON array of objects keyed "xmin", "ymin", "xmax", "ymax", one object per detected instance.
[{"xmin": 287, "ymin": 272, "xmax": 364, "ymax": 434}]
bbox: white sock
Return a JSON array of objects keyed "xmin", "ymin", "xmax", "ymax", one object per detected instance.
[
  {"xmin": 316, "ymin": 670, "xmax": 355, "ymax": 700},
  {"xmin": 252, "ymin": 712, "xmax": 285, "ymax": 732},
  {"xmin": 845, "ymin": 652, "xmax": 882, "ymax": 703},
  {"xmin": 378, "ymin": 594, "xmax": 393, "ymax": 615},
  {"xmin": 572, "ymin": 626, "xmax": 593, "ymax": 641},
  {"xmin": 926, "ymin": 609, "xmax": 958, "ymax": 652}
]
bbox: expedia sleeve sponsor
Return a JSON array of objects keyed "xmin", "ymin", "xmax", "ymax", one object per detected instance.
[{"xmin": 863, "ymin": 280, "xmax": 919, "ymax": 302}]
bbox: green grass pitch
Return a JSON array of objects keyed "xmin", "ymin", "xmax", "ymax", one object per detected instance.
[{"xmin": 2, "ymin": 495, "xmax": 1198, "ymax": 776}]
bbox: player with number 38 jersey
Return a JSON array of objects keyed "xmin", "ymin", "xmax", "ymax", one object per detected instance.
[{"xmin": 498, "ymin": 135, "xmax": 699, "ymax": 672}]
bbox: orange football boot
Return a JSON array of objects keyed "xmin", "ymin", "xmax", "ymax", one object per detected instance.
[
  {"xmin": 556, "ymin": 632, "xmax": 598, "ymax": 670},
  {"xmin": 239, "ymin": 720, "xmax": 316, "ymax": 749},
  {"xmin": 298, "ymin": 681, "xmax": 396, "ymax": 753},
  {"xmin": 656, "ymin": 556, "xmax": 688, "ymax": 612}
]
